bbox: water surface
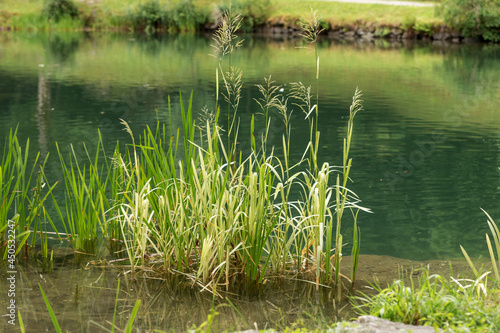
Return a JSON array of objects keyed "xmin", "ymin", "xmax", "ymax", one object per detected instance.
[{"xmin": 1, "ymin": 32, "xmax": 500, "ymax": 262}]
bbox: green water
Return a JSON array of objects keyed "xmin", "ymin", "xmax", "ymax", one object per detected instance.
[{"xmin": 1, "ymin": 32, "xmax": 500, "ymax": 263}]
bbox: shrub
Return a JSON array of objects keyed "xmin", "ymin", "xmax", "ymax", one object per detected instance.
[
  {"xmin": 127, "ymin": 0, "xmax": 168, "ymax": 32},
  {"xmin": 127, "ymin": 0, "xmax": 208, "ymax": 32},
  {"xmin": 439, "ymin": 0, "xmax": 500, "ymax": 42},
  {"xmin": 42, "ymin": 0, "xmax": 79, "ymax": 22},
  {"xmin": 220, "ymin": 0, "xmax": 272, "ymax": 32},
  {"xmin": 168, "ymin": 0, "xmax": 208, "ymax": 32}
]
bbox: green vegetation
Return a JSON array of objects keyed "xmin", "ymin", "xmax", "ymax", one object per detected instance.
[
  {"xmin": 353, "ymin": 213, "xmax": 500, "ymax": 332},
  {"xmin": 0, "ymin": 10, "xmax": 367, "ymax": 299},
  {"xmin": 1, "ymin": 0, "xmax": 441, "ymax": 33},
  {"xmin": 42, "ymin": 0, "xmax": 80, "ymax": 22},
  {"xmin": 439, "ymin": 0, "xmax": 500, "ymax": 42},
  {"xmin": 354, "ymin": 269, "xmax": 500, "ymax": 332}
]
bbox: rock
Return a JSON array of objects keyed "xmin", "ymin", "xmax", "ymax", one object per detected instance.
[
  {"xmin": 463, "ymin": 37, "xmax": 479, "ymax": 44},
  {"xmin": 272, "ymin": 27, "xmax": 284, "ymax": 35},
  {"xmin": 433, "ymin": 32, "xmax": 451, "ymax": 41},
  {"xmin": 338, "ymin": 316, "xmax": 440, "ymax": 332},
  {"xmin": 361, "ymin": 32, "xmax": 374, "ymax": 40},
  {"xmin": 344, "ymin": 31, "xmax": 356, "ymax": 38},
  {"xmin": 328, "ymin": 29, "xmax": 344, "ymax": 37},
  {"xmin": 391, "ymin": 28, "xmax": 403, "ymax": 36}
]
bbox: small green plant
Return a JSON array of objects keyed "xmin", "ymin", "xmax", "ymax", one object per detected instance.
[
  {"xmin": 354, "ymin": 269, "xmax": 500, "ymax": 331},
  {"xmin": 414, "ymin": 21, "xmax": 434, "ymax": 36},
  {"xmin": 374, "ymin": 26, "xmax": 391, "ymax": 37},
  {"xmin": 42, "ymin": 0, "xmax": 79, "ymax": 22},
  {"xmin": 460, "ymin": 209, "xmax": 500, "ymax": 286}
]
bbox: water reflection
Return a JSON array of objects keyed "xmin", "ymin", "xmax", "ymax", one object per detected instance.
[
  {"xmin": 1, "ymin": 32, "xmax": 500, "ymax": 261},
  {"xmin": 0, "ymin": 251, "xmax": 482, "ymax": 332}
]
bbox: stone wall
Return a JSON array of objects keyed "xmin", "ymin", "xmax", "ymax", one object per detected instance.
[{"xmin": 245, "ymin": 23, "xmax": 479, "ymax": 44}]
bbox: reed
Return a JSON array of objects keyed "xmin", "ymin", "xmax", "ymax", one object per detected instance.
[
  {"xmin": 50, "ymin": 135, "xmax": 111, "ymax": 257},
  {"xmin": 1, "ymin": 128, "xmax": 58, "ymax": 260},
  {"xmin": 2, "ymin": 8, "xmax": 368, "ymax": 298},
  {"xmin": 460, "ymin": 209, "xmax": 500, "ymax": 286},
  {"xmin": 37, "ymin": 279, "xmax": 141, "ymax": 332}
]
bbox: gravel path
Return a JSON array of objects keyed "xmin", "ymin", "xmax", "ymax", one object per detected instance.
[{"xmin": 312, "ymin": 0, "xmax": 435, "ymax": 7}]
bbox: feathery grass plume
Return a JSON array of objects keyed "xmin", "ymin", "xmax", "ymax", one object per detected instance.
[
  {"xmin": 221, "ymin": 66, "xmax": 243, "ymax": 114},
  {"xmin": 288, "ymin": 82, "xmax": 313, "ymax": 140},
  {"xmin": 255, "ymin": 75, "xmax": 282, "ymax": 122},
  {"xmin": 211, "ymin": 9, "xmax": 244, "ymax": 61},
  {"xmin": 255, "ymin": 75, "xmax": 282, "ymax": 155},
  {"xmin": 269, "ymin": 96, "xmax": 293, "ymax": 172},
  {"xmin": 197, "ymin": 106, "xmax": 217, "ymax": 133},
  {"xmin": 299, "ymin": 8, "xmax": 325, "ymax": 46},
  {"xmin": 288, "ymin": 81, "xmax": 313, "ymax": 118},
  {"xmin": 288, "ymin": 81, "xmax": 317, "ymax": 172},
  {"xmin": 298, "ymin": 8, "xmax": 324, "ymax": 175},
  {"xmin": 220, "ymin": 65, "xmax": 243, "ymax": 153},
  {"xmin": 212, "ymin": 8, "xmax": 244, "ymax": 133}
]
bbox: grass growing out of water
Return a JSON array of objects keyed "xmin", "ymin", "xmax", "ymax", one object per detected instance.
[
  {"xmin": 353, "ymin": 211, "xmax": 500, "ymax": 332},
  {"xmin": 0, "ymin": 9, "xmax": 368, "ymax": 298},
  {"xmin": 0, "ymin": 128, "xmax": 59, "ymax": 263},
  {"xmin": 353, "ymin": 268, "xmax": 500, "ymax": 332},
  {"xmin": 460, "ymin": 209, "xmax": 500, "ymax": 287}
]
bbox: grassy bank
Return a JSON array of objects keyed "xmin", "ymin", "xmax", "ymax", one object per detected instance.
[{"xmin": 0, "ymin": 0, "xmax": 441, "ymax": 33}]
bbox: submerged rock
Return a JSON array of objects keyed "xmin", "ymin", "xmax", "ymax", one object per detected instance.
[{"xmin": 338, "ymin": 315, "xmax": 439, "ymax": 332}]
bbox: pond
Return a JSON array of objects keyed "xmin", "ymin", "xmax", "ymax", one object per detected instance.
[{"xmin": 1, "ymin": 32, "xmax": 500, "ymax": 331}]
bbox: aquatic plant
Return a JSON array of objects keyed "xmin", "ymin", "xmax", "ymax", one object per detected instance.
[
  {"xmin": 1, "ymin": 8, "xmax": 368, "ymax": 301},
  {"xmin": 0, "ymin": 128, "xmax": 58, "ymax": 261},
  {"xmin": 32, "ymin": 280, "xmax": 141, "ymax": 333},
  {"xmin": 460, "ymin": 209, "xmax": 500, "ymax": 287},
  {"xmin": 50, "ymin": 134, "xmax": 112, "ymax": 257},
  {"xmin": 353, "ymin": 268, "xmax": 500, "ymax": 331}
]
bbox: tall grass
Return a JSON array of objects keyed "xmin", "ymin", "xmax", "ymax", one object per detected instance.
[
  {"xmin": 1, "ymin": 9, "xmax": 368, "ymax": 299},
  {"xmin": 461, "ymin": 209, "xmax": 500, "ymax": 287},
  {"xmin": 1, "ymin": 128, "xmax": 58, "ymax": 261}
]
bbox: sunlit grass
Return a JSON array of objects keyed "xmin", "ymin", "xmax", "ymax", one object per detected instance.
[
  {"xmin": 269, "ymin": 0, "xmax": 440, "ymax": 27},
  {"xmin": 0, "ymin": 8, "xmax": 370, "ymax": 305},
  {"xmin": 353, "ymin": 268, "xmax": 500, "ymax": 332},
  {"xmin": 0, "ymin": 0, "xmax": 442, "ymax": 31}
]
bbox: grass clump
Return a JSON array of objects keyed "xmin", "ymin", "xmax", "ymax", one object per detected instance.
[
  {"xmin": 1, "ymin": 8, "xmax": 368, "ymax": 300},
  {"xmin": 354, "ymin": 211, "xmax": 500, "ymax": 332},
  {"xmin": 354, "ymin": 269, "xmax": 500, "ymax": 332}
]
